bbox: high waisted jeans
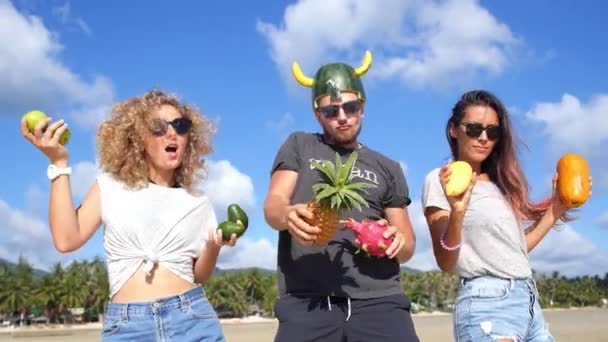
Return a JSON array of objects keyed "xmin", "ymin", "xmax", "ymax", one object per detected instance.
[{"xmin": 101, "ymin": 286, "xmax": 225, "ymax": 341}]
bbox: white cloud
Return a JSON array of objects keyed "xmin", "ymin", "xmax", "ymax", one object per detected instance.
[
  {"xmin": 25, "ymin": 183, "xmax": 45, "ymax": 217},
  {"xmin": 375, "ymin": 0, "xmax": 518, "ymax": 88},
  {"xmin": 198, "ymin": 160, "xmax": 256, "ymax": 221},
  {"xmin": 257, "ymin": 0, "xmax": 519, "ymax": 91},
  {"xmin": 0, "ymin": 199, "xmax": 82, "ymax": 270},
  {"xmin": 526, "ymin": 93, "xmax": 608, "ymax": 189},
  {"xmin": 70, "ymin": 161, "xmax": 99, "ymax": 199},
  {"xmin": 217, "ymin": 238, "xmax": 277, "ymax": 270},
  {"xmin": 266, "ymin": 112, "xmax": 295, "ymax": 133},
  {"xmin": 597, "ymin": 211, "xmax": 608, "ymax": 230},
  {"xmin": 529, "ymin": 225, "xmax": 608, "ymax": 277},
  {"xmin": 51, "ymin": 2, "xmax": 70, "ymax": 23},
  {"xmin": 0, "ymin": 0, "xmax": 111, "ymax": 127},
  {"xmin": 0, "ymin": 159, "xmax": 100, "ymax": 269},
  {"xmin": 526, "ymin": 93, "xmax": 608, "ymax": 153},
  {"xmin": 52, "ymin": 1, "xmax": 91, "ymax": 35}
]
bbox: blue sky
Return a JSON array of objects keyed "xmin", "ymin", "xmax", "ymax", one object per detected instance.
[{"xmin": 0, "ymin": 0, "xmax": 606, "ymax": 277}]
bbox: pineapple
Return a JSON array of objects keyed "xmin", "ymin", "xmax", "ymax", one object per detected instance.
[{"xmin": 306, "ymin": 152, "xmax": 376, "ymax": 246}]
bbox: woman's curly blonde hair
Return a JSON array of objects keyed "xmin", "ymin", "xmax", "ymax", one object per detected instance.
[{"xmin": 96, "ymin": 89, "xmax": 215, "ymax": 192}]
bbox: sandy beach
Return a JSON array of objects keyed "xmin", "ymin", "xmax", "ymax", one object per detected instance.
[{"xmin": 1, "ymin": 308, "xmax": 606, "ymax": 341}]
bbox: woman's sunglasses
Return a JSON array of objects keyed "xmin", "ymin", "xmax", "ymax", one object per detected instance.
[
  {"xmin": 460, "ymin": 122, "xmax": 501, "ymax": 141},
  {"xmin": 150, "ymin": 117, "xmax": 192, "ymax": 136},
  {"xmin": 317, "ymin": 100, "xmax": 362, "ymax": 119}
]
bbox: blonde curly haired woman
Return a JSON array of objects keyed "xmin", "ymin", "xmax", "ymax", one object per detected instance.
[{"xmin": 21, "ymin": 89, "xmax": 237, "ymax": 341}]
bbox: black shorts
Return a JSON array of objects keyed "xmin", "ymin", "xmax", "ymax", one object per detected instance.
[{"xmin": 273, "ymin": 293, "xmax": 420, "ymax": 342}]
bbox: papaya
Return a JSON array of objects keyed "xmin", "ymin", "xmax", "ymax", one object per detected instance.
[
  {"xmin": 556, "ymin": 153, "xmax": 590, "ymax": 208},
  {"xmin": 219, "ymin": 221, "xmax": 247, "ymax": 241},
  {"xmin": 445, "ymin": 161, "xmax": 473, "ymax": 197},
  {"xmin": 227, "ymin": 203, "xmax": 248, "ymax": 228}
]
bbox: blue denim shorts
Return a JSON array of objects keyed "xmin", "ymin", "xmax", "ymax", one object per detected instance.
[
  {"xmin": 101, "ymin": 286, "xmax": 225, "ymax": 341},
  {"xmin": 454, "ymin": 276, "xmax": 554, "ymax": 342}
]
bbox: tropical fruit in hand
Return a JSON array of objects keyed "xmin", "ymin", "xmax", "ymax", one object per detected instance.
[
  {"xmin": 342, "ymin": 219, "xmax": 393, "ymax": 258},
  {"xmin": 227, "ymin": 203, "xmax": 248, "ymax": 229},
  {"xmin": 445, "ymin": 161, "xmax": 473, "ymax": 197},
  {"xmin": 556, "ymin": 153, "xmax": 591, "ymax": 208},
  {"xmin": 22, "ymin": 110, "xmax": 71, "ymax": 145},
  {"xmin": 219, "ymin": 221, "xmax": 246, "ymax": 241},
  {"xmin": 219, "ymin": 203, "xmax": 248, "ymax": 240},
  {"xmin": 306, "ymin": 152, "xmax": 376, "ymax": 246}
]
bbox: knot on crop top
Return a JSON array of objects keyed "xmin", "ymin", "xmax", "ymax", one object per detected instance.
[{"xmin": 143, "ymin": 252, "xmax": 160, "ymax": 276}]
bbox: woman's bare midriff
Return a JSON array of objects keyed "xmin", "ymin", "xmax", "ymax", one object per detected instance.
[{"xmin": 111, "ymin": 264, "xmax": 197, "ymax": 303}]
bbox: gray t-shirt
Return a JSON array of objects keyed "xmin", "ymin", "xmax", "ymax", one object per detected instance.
[
  {"xmin": 270, "ymin": 132, "xmax": 411, "ymax": 299},
  {"xmin": 421, "ymin": 167, "xmax": 532, "ymax": 279}
]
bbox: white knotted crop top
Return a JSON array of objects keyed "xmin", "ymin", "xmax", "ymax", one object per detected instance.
[{"xmin": 96, "ymin": 173, "xmax": 217, "ymax": 299}]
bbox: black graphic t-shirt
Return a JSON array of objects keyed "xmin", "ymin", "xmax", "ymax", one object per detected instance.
[{"xmin": 270, "ymin": 131, "xmax": 411, "ymax": 299}]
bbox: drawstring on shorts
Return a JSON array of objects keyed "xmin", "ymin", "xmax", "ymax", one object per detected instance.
[
  {"xmin": 326, "ymin": 296, "xmax": 352, "ymax": 321},
  {"xmin": 346, "ymin": 297, "xmax": 351, "ymax": 321}
]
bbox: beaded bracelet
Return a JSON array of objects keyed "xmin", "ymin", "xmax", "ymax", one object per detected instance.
[{"xmin": 439, "ymin": 233, "xmax": 461, "ymax": 251}]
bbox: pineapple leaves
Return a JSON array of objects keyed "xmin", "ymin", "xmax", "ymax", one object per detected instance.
[
  {"xmin": 310, "ymin": 159, "xmax": 336, "ymax": 185},
  {"xmin": 344, "ymin": 182, "xmax": 375, "ymax": 192},
  {"xmin": 341, "ymin": 189, "xmax": 369, "ymax": 208},
  {"xmin": 331, "ymin": 195, "xmax": 338, "ymax": 209},
  {"xmin": 311, "ymin": 151, "xmax": 376, "ymax": 212},
  {"xmin": 315, "ymin": 186, "xmax": 338, "ymax": 202},
  {"xmin": 334, "ymin": 153, "xmax": 344, "ymax": 178},
  {"xmin": 312, "ymin": 183, "xmax": 330, "ymax": 194},
  {"xmin": 337, "ymin": 152, "xmax": 357, "ymax": 185}
]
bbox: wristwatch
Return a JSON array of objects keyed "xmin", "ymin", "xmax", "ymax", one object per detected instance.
[{"xmin": 47, "ymin": 164, "xmax": 72, "ymax": 181}]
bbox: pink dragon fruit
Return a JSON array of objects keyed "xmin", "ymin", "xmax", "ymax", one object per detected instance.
[{"xmin": 341, "ymin": 219, "xmax": 394, "ymax": 258}]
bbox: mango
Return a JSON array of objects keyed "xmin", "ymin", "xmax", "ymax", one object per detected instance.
[
  {"xmin": 557, "ymin": 153, "xmax": 591, "ymax": 208},
  {"xmin": 445, "ymin": 161, "xmax": 473, "ymax": 197}
]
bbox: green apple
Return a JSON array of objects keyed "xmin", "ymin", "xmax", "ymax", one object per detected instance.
[{"xmin": 22, "ymin": 110, "xmax": 71, "ymax": 145}]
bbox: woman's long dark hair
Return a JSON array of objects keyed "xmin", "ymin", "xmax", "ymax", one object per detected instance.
[{"xmin": 446, "ymin": 90, "xmax": 555, "ymax": 222}]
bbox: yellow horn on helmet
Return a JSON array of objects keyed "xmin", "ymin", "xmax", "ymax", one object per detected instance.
[
  {"xmin": 292, "ymin": 62, "xmax": 315, "ymax": 87},
  {"xmin": 354, "ymin": 50, "xmax": 373, "ymax": 77}
]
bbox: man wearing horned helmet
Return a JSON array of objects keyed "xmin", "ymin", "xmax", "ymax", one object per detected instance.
[{"xmin": 264, "ymin": 51, "xmax": 420, "ymax": 341}]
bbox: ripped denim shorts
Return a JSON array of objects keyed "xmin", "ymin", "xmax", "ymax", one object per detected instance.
[{"xmin": 454, "ymin": 276, "xmax": 554, "ymax": 342}]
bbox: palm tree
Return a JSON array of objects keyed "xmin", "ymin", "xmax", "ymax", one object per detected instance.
[
  {"xmin": 32, "ymin": 263, "xmax": 64, "ymax": 323},
  {"xmin": 0, "ymin": 257, "xmax": 35, "ymax": 314}
]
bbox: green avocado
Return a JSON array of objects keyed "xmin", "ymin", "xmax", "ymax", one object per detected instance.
[
  {"xmin": 227, "ymin": 203, "xmax": 248, "ymax": 228},
  {"xmin": 219, "ymin": 220, "xmax": 246, "ymax": 241}
]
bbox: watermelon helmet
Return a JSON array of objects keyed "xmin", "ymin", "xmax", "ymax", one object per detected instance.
[{"xmin": 291, "ymin": 50, "xmax": 373, "ymax": 109}]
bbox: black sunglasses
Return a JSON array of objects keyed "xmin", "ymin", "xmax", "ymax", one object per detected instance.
[
  {"xmin": 460, "ymin": 122, "xmax": 501, "ymax": 141},
  {"xmin": 317, "ymin": 100, "xmax": 362, "ymax": 119},
  {"xmin": 150, "ymin": 117, "xmax": 192, "ymax": 136}
]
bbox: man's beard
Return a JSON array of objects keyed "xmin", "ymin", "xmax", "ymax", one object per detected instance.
[{"xmin": 322, "ymin": 124, "xmax": 362, "ymax": 147}]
